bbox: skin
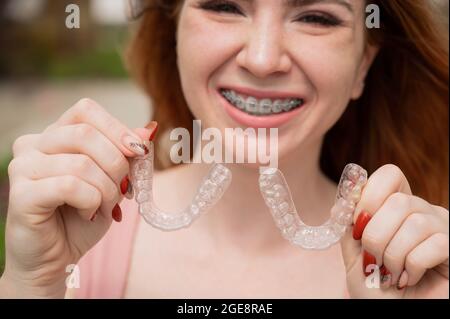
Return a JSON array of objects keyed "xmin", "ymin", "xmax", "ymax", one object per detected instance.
[
  {"xmin": 0, "ymin": 0, "xmax": 448, "ymax": 298},
  {"xmin": 126, "ymin": 0, "xmax": 448, "ymax": 298}
]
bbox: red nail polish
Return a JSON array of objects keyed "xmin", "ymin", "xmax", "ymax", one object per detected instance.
[
  {"xmin": 380, "ymin": 265, "xmax": 391, "ymax": 277},
  {"xmin": 353, "ymin": 211, "xmax": 372, "ymax": 240},
  {"xmin": 149, "ymin": 123, "xmax": 159, "ymax": 141},
  {"xmin": 363, "ymin": 250, "xmax": 377, "ymax": 276},
  {"xmin": 120, "ymin": 176, "xmax": 129, "ymax": 195},
  {"xmin": 121, "ymin": 176, "xmax": 133, "ymax": 199},
  {"xmin": 112, "ymin": 204, "xmax": 122, "ymax": 222}
]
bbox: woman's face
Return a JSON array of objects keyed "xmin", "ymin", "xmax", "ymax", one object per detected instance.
[{"xmin": 176, "ymin": 0, "xmax": 378, "ymax": 165}]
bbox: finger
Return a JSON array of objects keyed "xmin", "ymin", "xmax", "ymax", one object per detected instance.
[
  {"xmin": 13, "ymin": 152, "xmax": 121, "ymax": 214},
  {"xmin": 36, "ymin": 124, "xmax": 129, "ymax": 187},
  {"xmin": 134, "ymin": 122, "xmax": 157, "ymax": 142},
  {"xmin": 362, "ymin": 194, "xmax": 433, "ymax": 268},
  {"xmin": 49, "ymin": 98, "xmax": 150, "ymax": 157},
  {"xmin": 354, "ymin": 164, "xmax": 412, "ymax": 223},
  {"xmin": 13, "ymin": 176, "xmax": 102, "ymax": 222},
  {"xmin": 119, "ymin": 124, "xmax": 158, "ymax": 201},
  {"xmin": 405, "ymin": 233, "xmax": 449, "ymax": 286},
  {"xmin": 382, "ymin": 212, "xmax": 441, "ymax": 284},
  {"xmin": 340, "ymin": 228, "xmax": 363, "ymax": 275},
  {"xmin": 341, "ymin": 164, "xmax": 412, "ymax": 273},
  {"xmin": 11, "ymin": 134, "xmax": 40, "ymax": 157}
]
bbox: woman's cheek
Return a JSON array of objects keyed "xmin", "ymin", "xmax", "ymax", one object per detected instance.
[
  {"xmin": 294, "ymin": 37, "xmax": 362, "ymax": 121},
  {"xmin": 177, "ymin": 35, "xmax": 229, "ymax": 124},
  {"xmin": 178, "ymin": 21, "xmax": 244, "ymax": 125},
  {"xmin": 177, "ymin": 20, "xmax": 217, "ymax": 115},
  {"xmin": 178, "ymin": 10, "xmax": 244, "ymax": 79}
]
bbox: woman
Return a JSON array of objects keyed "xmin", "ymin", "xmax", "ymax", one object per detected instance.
[{"xmin": 0, "ymin": 0, "xmax": 448, "ymax": 298}]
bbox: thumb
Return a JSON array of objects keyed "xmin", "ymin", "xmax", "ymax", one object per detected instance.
[
  {"xmin": 340, "ymin": 211, "xmax": 372, "ymax": 274},
  {"xmin": 133, "ymin": 121, "xmax": 158, "ymax": 141},
  {"xmin": 341, "ymin": 164, "xmax": 412, "ymax": 278},
  {"xmin": 121, "ymin": 121, "xmax": 158, "ymax": 199},
  {"xmin": 340, "ymin": 226, "xmax": 362, "ymax": 274},
  {"xmin": 341, "ymin": 212, "xmax": 398, "ymax": 298},
  {"xmin": 340, "ymin": 212, "xmax": 376, "ymax": 297}
]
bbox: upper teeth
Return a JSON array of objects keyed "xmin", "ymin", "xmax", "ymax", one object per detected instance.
[{"xmin": 221, "ymin": 89, "xmax": 303, "ymax": 116}]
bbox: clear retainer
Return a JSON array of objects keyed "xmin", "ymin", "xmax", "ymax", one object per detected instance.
[
  {"xmin": 130, "ymin": 142, "xmax": 232, "ymax": 231},
  {"xmin": 130, "ymin": 141, "xmax": 366, "ymax": 249},
  {"xmin": 259, "ymin": 164, "xmax": 367, "ymax": 250}
]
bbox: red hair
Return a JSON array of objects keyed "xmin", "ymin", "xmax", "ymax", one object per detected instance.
[{"xmin": 126, "ymin": 0, "xmax": 449, "ymax": 207}]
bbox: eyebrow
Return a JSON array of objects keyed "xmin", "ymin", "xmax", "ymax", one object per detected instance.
[{"xmin": 284, "ymin": 0, "xmax": 353, "ymax": 13}]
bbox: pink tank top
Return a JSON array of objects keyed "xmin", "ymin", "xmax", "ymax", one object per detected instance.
[{"xmin": 73, "ymin": 198, "xmax": 141, "ymax": 298}]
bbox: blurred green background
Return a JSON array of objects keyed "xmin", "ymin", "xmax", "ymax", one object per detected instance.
[{"xmin": 0, "ymin": 0, "xmax": 152, "ymax": 275}]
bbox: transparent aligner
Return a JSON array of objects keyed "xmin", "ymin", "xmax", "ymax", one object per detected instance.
[
  {"xmin": 130, "ymin": 142, "xmax": 232, "ymax": 231},
  {"xmin": 259, "ymin": 164, "xmax": 367, "ymax": 250}
]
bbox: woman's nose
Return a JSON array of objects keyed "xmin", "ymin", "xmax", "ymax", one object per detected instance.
[{"xmin": 236, "ymin": 21, "xmax": 292, "ymax": 78}]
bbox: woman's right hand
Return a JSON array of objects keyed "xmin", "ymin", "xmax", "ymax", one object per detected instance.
[{"xmin": 0, "ymin": 98, "xmax": 156, "ymax": 298}]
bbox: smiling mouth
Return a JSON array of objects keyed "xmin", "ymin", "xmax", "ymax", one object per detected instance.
[{"xmin": 219, "ymin": 88, "xmax": 305, "ymax": 116}]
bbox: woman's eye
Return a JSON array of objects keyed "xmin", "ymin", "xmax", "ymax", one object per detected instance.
[
  {"xmin": 296, "ymin": 13, "xmax": 341, "ymax": 27},
  {"xmin": 199, "ymin": 0, "xmax": 243, "ymax": 15}
]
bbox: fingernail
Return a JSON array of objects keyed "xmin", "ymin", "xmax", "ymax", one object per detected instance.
[
  {"xmin": 122, "ymin": 135, "xmax": 148, "ymax": 156},
  {"xmin": 112, "ymin": 204, "xmax": 122, "ymax": 222},
  {"xmin": 397, "ymin": 270, "xmax": 408, "ymax": 290},
  {"xmin": 363, "ymin": 250, "xmax": 377, "ymax": 276},
  {"xmin": 149, "ymin": 123, "xmax": 159, "ymax": 141},
  {"xmin": 120, "ymin": 176, "xmax": 129, "ymax": 195},
  {"xmin": 141, "ymin": 140, "xmax": 150, "ymax": 155},
  {"xmin": 353, "ymin": 211, "xmax": 372, "ymax": 240},
  {"xmin": 90, "ymin": 212, "xmax": 97, "ymax": 222},
  {"xmin": 120, "ymin": 176, "xmax": 131, "ymax": 194},
  {"xmin": 120, "ymin": 176, "xmax": 133, "ymax": 199},
  {"xmin": 380, "ymin": 265, "xmax": 391, "ymax": 277}
]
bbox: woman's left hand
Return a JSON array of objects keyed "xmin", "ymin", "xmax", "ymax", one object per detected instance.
[{"xmin": 341, "ymin": 164, "xmax": 449, "ymax": 298}]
